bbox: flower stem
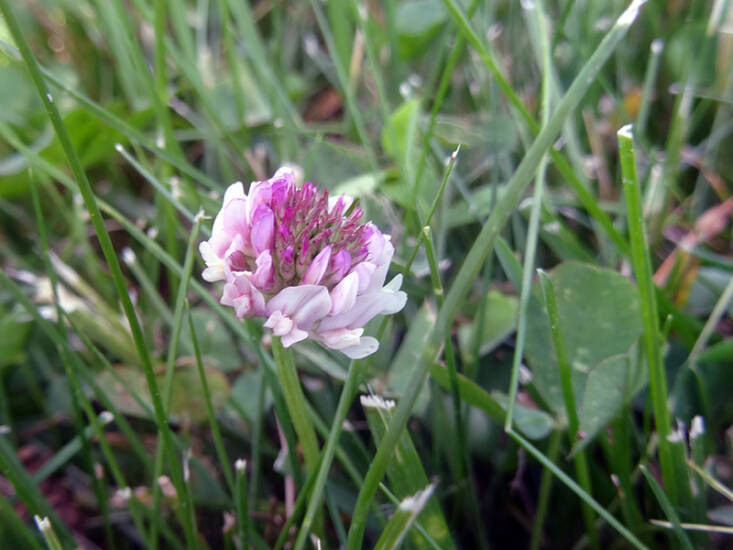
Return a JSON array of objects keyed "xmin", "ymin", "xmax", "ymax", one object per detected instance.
[
  {"xmin": 293, "ymin": 359, "xmax": 360, "ymax": 550},
  {"xmin": 271, "ymin": 337, "xmax": 321, "ymax": 473}
]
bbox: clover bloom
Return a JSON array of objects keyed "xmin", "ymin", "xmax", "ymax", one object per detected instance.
[{"xmin": 199, "ymin": 168, "xmax": 407, "ymax": 359}]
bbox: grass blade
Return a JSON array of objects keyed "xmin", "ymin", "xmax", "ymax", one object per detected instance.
[
  {"xmin": 373, "ymin": 484, "xmax": 437, "ymax": 550},
  {"xmin": 618, "ymin": 124, "xmax": 678, "ymax": 504}
]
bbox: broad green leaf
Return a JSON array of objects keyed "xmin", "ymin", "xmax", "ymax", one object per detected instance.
[
  {"xmin": 395, "ymin": 0, "xmax": 447, "ymax": 59},
  {"xmin": 230, "ymin": 368, "xmax": 271, "ymax": 424},
  {"xmin": 43, "ymin": 104, "xmax": 148, "ymax": 169},
  {"xmin": 0, "ymin": 311, "xmax": 31, "ymax": 367},
  {"xmin": 362, "ymin": 396, "xmax": 455, "ymax": 550},
  {"xmin": 430, "ymin": 364, "xmax": 553, "ymax": 440},
  {"xmin": 572, "ymin": 354, "xmax": 637, "ymax": 454},
  {"xmin": 457, "ymin": 289, "xmax": 518, "ymax": 361},
  {"xmin": 96, "ymin": 365, "xmax": 229, "ymax": 423},
  {"xmin": 179, "ymin": 308, "xmax": 241, "ymax": 371},
  {"xmin": 697, "ymin": 338, "xmax": 733, "ymax": 364},
  {"xmin": 525, "ymin": 262, "xmax": 644, "ymax": 429},
  {"xmin": 491, "ymin": 391, "xmax": 555, "ymax": 441},
  {"xmin": 381, "ymin": 99, "xmax": 420, "ymax": 164}
]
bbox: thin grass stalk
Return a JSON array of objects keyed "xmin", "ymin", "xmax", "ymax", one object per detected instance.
[
  {"xmin": 537, "ymin": 270, "xmax": 599, "ymax": 550},
  {"xmin": 149, "ymin": 216, "xmax": 203, "ymax": 549},
  {"xmin": 402, "ymin": 147, "xmax": 460, "ymax": 276},
  {"xmin": 466, "ymin": 255, "xmax": 494, "ymax": 383},
  {"xmin": 440, "ymin": 0, "xmax": 630, "ymax": 256},
  {"xmin": 529, "ymin": 430, "xmax": 562, "ymax": 550},
  {"xmin": 0, "ymin": 496, "xmax": 44, "ymax": 550},
  {"xmin": 618, "ymin": 124, "xmax": 678, "ymax": 504},
  {"xmin": 187, "ymin": 301, "xmax": 235, "ymax": 490},
  {"xmin": 123, "ymin": 248, "xmax": 176, "ymax": 326},
  {"xmin": 414, "ymin": 0, "xmax": 480, "ymax": 195},
  {"xmin": 0, "ymin": 266, "xmax": 153, "ymax": 547},
  {"xmin": 422, "ymin": 225, "xmax": 488, "ymax": 548},
  {"xmin": 505, "ymin": 0, "xmax": 553, "ymax": 431},
  {"xmin": 606, "ymin": 412, "xmax": 644, "ymax": 535},
  {"xmin": 687, "ymin": 458, "xmax": 733, "ymax": 504},
  {"xmin": 650, "ymin": 521, "xmax": 733, "ymax": 535},
  {"xmin": 0, "ymin": 430, "xmax": 74, "ymax": 546},
  {"xmin": 688, "ymin": 274, "xmax": 733, "ymax": 367},
  {"xmin": 34, "ymin": 517, "xmax": 64, "ymax": 550},
  {"xmin": 292, "ymin": 358, "xmax": 359, "ymax": 550},
  {"xmin": 345, "ymin": 4, "xmax": 646, "ymax": 547},
  {"xmin": 30, "ymin": 175, "xmax": 116, "ymax": 549},
  {"xmin": 306, "ymin": 408, "xmax": 444, "ymax": 550},
  {"xmin": 0, "ymin": 4, "xmax": 199, "ymax": 547},
  {"xmin": 372, "ymin": 484, "xmax": 436, "ymax": 550},
  {"xmin": 235, "ymin": 460, "xmax": 250, "ymax": 550},
  {"xmin": 640, "ymin": 465, "xmax": 694, "ymax": 550},
  {"xmin": 215, "ymin": 0, "xmax": 247, "ymax": 133},
  {"xmin": 152, "ymin": 0, "xmax": 182, "ymax": 299},
  {"xmin": 509, "ymin": 430, "xmax": 649, "ymax": 550},
  {"xmin": 307, "ymin": 0, "xmax": 378, "ymax": 173},
  {"xmin": 248, "ymin": 374, "xmax": 266, "ymax": 505},
  {"xmin": 637, "ymin": 39, "xmax": 665, "ymax": 142}
]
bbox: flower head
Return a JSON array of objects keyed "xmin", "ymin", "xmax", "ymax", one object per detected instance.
[{"xmin": 200, "ymin": 168, "xmax": 407, "ymax": 358}]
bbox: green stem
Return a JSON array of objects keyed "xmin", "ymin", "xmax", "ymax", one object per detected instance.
[
  {"xmin": 271, "ymin": 336, "xmax": 320, "ymax": 473},
  {"xmin": 235, "ymin": 460, "xmax": 251, "ymax": 550},
  {"xmin": 293, "ymin": 360, "xmax": 360, "ymax": 550}
]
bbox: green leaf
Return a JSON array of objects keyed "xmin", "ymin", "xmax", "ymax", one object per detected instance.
[
  {"xmin": 457, "ymin": 289, "xmax": 518, "ymax": 361},
  {"xmin": 572, "ymin": 353, "xmax": 641, "ymax": 454},
  {"xmin": 430, "ymin": 364, "xmax": 553, "ymax": 440},
  {"xmin": 381, "ymin": 99, "xmax": 420, "ymax": 164},
  {"xmin": 395, "ymin": 0, "xmax": 447, "ymax": 59},
  {"xmin": 525, "ymin": 262, "xmax": 644, "ymax": 429},
  {"xmin": 43, "ymin": 104, "xmax": 148, "ymax": 169},
  {"xmin": 96, "ymin": 365, "xmax": 230, "ymax": 423},
  {"xmin": 178, "ymin": 308, "xmax": 241, "ymax": 372},
  {"xmin": 0, "ymin": 311, "xmax": 31, "ymax": 367},
  {"xmin": 230, "ymin": 368, "xmax": 270, "ymax": 424}
]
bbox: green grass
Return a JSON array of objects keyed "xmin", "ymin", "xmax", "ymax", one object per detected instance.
[{"xmin": 1, "ymin": 0, "xmax": 733, "ymax": 549}]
